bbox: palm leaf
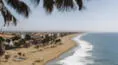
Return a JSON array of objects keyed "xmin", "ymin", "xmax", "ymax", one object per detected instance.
[
  {"xmin": 43, "ymin": 0, "xmax": 54, "ymax": 13},
  {"xmin": 55, "ymin": 0, "xmax": 63, "ymax": 9},
  {"xmin": 1, "ymin": 7, "xmax": 17, "ymax": 26},
  {"xmin": 75, "ymin": 0, "xmax": 83, "ymax": 10},
  {"xmin": 55, "ymin": 0, "xmax": 74, "ymax": 11},
  {"xmin": 6, "ymin": 0, "xmax": 30, "ymax": 17}
]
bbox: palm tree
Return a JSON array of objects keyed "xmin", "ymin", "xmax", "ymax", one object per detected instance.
[{"xmin": 0, "ymin": 0, "xmax": 83, "ymax": 26}]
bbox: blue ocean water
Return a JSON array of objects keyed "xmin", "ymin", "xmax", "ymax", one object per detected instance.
[{"xmin": 81, "ymin": 33, "xmax": 118, "ymax": 65}]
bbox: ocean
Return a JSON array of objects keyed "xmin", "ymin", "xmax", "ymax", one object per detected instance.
[{"xmin": 47, "ymin": 33, "xmax": 118, "ymax": 65}]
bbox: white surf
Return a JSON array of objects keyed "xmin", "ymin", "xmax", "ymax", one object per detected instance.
[{"xmin": 58, "ymin": 34, "xmax": 94, "ymax": 65}]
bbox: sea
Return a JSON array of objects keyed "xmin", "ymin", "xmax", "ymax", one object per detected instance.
[{"xmin": 47, "ymin": 33, "xmax": 118, "ymax": 65}]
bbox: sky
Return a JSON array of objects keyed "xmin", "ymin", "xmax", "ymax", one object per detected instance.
[{"xmin": 0, "ymin": 0, "xmax": 118, "ymax": 32}]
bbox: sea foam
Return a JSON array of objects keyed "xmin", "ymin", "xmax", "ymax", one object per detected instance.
[{"xmin": 58, "ymin": 34, "xmax": 94, "ymax": 65}]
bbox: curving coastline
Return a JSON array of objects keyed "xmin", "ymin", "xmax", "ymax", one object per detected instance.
[
  {"xmin": 47, "ymin": 33, "xmax": 94, "ymax": 65},
  {"xmin": 46, "ymin": 33, "xmax": 84, "ymax": 65},
  {"xmin": 45, "ymin": 34, "xmax": 79, "ymax": 65},
  {"xmin": 58, "ymin": 33, "xmax": 94, "ymax": 65}
]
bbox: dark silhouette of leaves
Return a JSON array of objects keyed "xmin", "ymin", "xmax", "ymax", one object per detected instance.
[
  {"xmin": 43, "ymin": 0, "xmax": 54, "ymax": 13},
  {"xmin": 6, "ymin": 0, "xmax": 30, "ymax": 17},
  {"xmin": 75, "ymin": 0, "xmax": 83, "ymax": 10},
  {"xmin": 55, "ymin": 0, "xmax": 74, "ymax": 11},
  {"xmin": 1, "ymin": 7, "xmax": 17, "ymax": 26},
  {"xmin": 0, "ymin": 0, "xmax": 84, "ymax": 26}
]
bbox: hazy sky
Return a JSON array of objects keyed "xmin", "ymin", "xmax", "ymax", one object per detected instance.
[{"xmin": 0, "ymin": 0, "xmax": 118, "ymax": 32}]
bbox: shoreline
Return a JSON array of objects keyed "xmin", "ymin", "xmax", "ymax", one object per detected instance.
[
  {"xmin": 45, "ymin": 34, "xmax": 79, "ymax": 65},
  {"xmin": 58, "ymin": 33, "xmax": 93, "ymax": 65},
  {"xmin": 46, "ymin": 33, "xmax": 85, "ymax": 65},
  {"xmin": 0, "ymin": 33, "xmax": 80, "ymax": 65}
]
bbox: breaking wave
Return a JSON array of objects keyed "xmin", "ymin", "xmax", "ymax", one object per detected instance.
[{"xmin": 58, "ymin": 34, "xmax": 94, "ymax": 65}]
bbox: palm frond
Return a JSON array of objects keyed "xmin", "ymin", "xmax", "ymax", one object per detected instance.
[
  {"xmin": 6, "ymin": 0, "xmax": 30, "ymax": 17},
  {"xmin": 75, "ymin": 0, "xmax": 83, "ymax": 10},
  {"xmin": 55, "ymin": 0, "xmax": 74, "ymax": 11},
  {"xmin": 55, "ymin": 0, "xmax": 63, "ymax": 10},
  {"xmin": 43, "ymin": 0, "xmax": 54, "ymax": 13},
  {"xmin": 1, "ymin": 7, "xmax": 17, "ymax": 26},
  {"xmin": 12, "ymin": 15, "xmax": 17, "ymax": 26}
]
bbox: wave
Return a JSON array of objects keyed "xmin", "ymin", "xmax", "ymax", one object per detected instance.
[{"xmin": 57, "ymin": 33, "xmax": 94, "ymax": 65}]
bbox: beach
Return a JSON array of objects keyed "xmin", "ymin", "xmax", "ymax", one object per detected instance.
[
  {"xmin": 0, "ymin": 33, "xmax": 79, "ymax": 65},
  {"xmin": 47, "ymin": 33, "xmax": 94, "ymax": 65}
]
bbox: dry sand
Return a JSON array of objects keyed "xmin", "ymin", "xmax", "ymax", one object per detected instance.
[{"xmin": 0, "ymin": 34, "xmax": 78, "ymax": 65}]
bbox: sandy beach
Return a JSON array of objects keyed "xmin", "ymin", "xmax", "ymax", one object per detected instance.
[{"xmin": 0, "ymin": 34, "xmax": 78, "ymax": 65}]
